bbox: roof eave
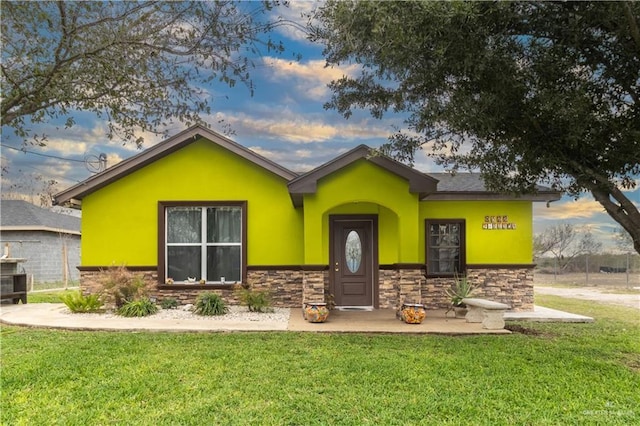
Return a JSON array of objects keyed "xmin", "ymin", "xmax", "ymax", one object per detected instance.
[
  {"xmin": 422, "ymin": 191, "xmax": 562, "ymax": 202},
  {"xmin": 367, "ymin": 156, "xmax": 438, "ymax": 195},
  {"xmin": 288, "ymin": 145, "xmax": 439, "ymax": 199},
  {"xmin": 54, "ymin": 125, "xmax": 298, "ymax": 206},
  {"xmin": 0, "ymin": 225, "xmax": 81, "ymax": 236},
  {"xmin": 288, "ymin": 145, "xmax": 371, "ymax": 194}
]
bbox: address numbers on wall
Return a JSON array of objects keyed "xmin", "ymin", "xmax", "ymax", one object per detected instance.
[{"xmin": 482, "ymin": 215, "xmax": 517, "ymax": 230}]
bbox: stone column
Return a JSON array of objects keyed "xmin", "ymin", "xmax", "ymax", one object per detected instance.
[
  {"xmin": 302, "ymin": 270, "xmax": 325, "ymax": 303},
  {"xmin": 398, "ymin": 269, "xmax": 423, "ymax": 308},
  {"xmin": 378, "ymin": 269, "xmax": 399, "ymax": 309}
]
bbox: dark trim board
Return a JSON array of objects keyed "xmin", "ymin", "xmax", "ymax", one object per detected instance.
[
  {"xmin": 247, "ymin": 265, "xmax": 329, "ymax": 271},
  {"xmin": 379, "ymin": 263, "xmax": 426, "ymax": 270},
  {"xmin": 157, "ymin": 284, "xmax": 237, "ymax": 291},
  {"xmin": 467, "ymin": 264, "xmax": 536, "ymax": 269},
  {"xmin": 79, "ymin": 263, "xmax": 535, "ymax": 273},
  {"xmin": 77, "ymin": 266, "xmax": 157, "ymax": 272}
]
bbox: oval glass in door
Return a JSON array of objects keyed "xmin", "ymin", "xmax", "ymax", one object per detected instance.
[{"xmin": 345, "ymin": 230, "xmax": 362, "ymax": 273}]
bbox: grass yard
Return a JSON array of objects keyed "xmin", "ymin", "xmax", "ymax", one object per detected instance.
[
  {"xmin": 29, "ymin": 281, "xmax": 80, "ymax": 292},
  {"xmin": 27, "ymin": 290, "xmax": 75, "ymax": 304},
  {"xmin": 1, "ymin": 297, "xmax": 638, "ymax": 425}
]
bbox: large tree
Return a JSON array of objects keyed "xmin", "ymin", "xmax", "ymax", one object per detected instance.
[
  {"xmin": 1, "ymin": 0, "xmax": 289, "ymax": 146},
  {"xmin": 311, "ymin": 1, "xmax": 640, "ymax": 254}
]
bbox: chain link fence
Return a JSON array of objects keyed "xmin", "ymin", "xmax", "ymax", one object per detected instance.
[{"xmin": 535, "ymin": 253, "xmax": 640, "ymax": 287}]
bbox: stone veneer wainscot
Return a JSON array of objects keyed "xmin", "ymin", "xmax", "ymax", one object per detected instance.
[{"xmin": 79, "ymin": 265, "xmax": 534, "ymax": 311}]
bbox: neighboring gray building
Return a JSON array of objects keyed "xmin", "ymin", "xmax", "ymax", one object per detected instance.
[{"xmin": 0, "ymin": 200, "xmax": 81, "ymax": 283}]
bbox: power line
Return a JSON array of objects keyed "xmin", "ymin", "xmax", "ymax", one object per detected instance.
[
  {"xmin": 0, "ymin": 143, "xmax": 86, "ymax": 163},
  {"xmin": 5, "ymin": 162, "xmax": 83, "ymax": 184}
]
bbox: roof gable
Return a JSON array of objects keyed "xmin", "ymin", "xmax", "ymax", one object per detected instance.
[
  {"xmin": 0, "ymin": 200, "xmax": 81, "ymax": 234},
  {"xmin": 288, "ymin": 145, "xmax": 438, "ymax": 207},
  {"xmin": 54, "ymin": 125, "xmax": 297, "ymax": 206}
]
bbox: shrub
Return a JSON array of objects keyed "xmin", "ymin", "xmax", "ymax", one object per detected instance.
[
  {"xmin": 100, "ymin": 265, "xmax": 150, "ymax": 308},
  {"xmin": 235, "ymin": 285, "xmax": 272, "ymax": 312},
  {"xmin": 117, "ymin": 298, "xmax": 158, "ymax": 317},
  {"xmin": 60, "ymin": 291, "xmax": 104, "ymax": 313},
  {"xmin": 194, "ymin": 292, "xmax": 228, "ymax": 316},
  {"xmin": 160, "ymin": 298, "xmax": 179, "ymax": 310}
]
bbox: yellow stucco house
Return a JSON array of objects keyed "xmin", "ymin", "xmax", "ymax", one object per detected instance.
[{"xmin": 54, "ymin": 125, "xmax": 560, "ymax": 311}]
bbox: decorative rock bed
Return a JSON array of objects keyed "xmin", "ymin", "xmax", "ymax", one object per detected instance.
[{"xmin": 61, "ymin": 305, "xmax": 291, "ymax": 323}]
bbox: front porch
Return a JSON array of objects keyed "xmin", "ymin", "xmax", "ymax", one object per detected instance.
[{"xmin": 288, "ymin": 308, "xmax": 511, "ymax": 334}]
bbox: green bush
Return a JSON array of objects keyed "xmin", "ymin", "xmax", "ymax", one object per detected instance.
[
  {"xmin": 236, "ymin": 286, "xmax": 272, "ymax": 312},
  {"xmin": 160, "ymin": 298, "xmax": 179, "ymax": 310},
  {"xmin": 193, "ymin": 292, "xmax": 228, "ymax": 316},
  {"xmin": 117, "ymin": 298, "xmax": 158, "ymax": 317},
  {"xmin": 59, "ymin": 291, "xmax": 104, "ymax": 313}
]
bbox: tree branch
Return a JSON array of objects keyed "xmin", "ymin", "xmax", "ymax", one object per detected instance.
[{"xmin": 623, "ymin": 2, "xmax": 640, "ymax": 52}]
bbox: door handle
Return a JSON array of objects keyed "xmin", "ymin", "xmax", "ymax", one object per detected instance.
[{"xmin": 335, "ymin": 262, "xmax": 339, "ymax": 272}]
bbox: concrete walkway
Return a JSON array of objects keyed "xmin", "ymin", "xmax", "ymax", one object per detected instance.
[
  {"xmin": 0, "ymin": 303, "xmax": 592, "ymax": 334},
  {"xmin": 505, "ymin": 305, "xmax": 594, "ymax": 322}
]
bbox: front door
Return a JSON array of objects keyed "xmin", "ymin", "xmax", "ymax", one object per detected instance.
[{"xmin": 330, "ymin": 215, "xmax": 377, "ymax": 307}]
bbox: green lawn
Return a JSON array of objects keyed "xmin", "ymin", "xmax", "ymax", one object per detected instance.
[
  {"xmin": 1, "ymin": 296, "xmax": 638, "ymax": 425},
  {"xmin": 29, "ymin": 281, "xmax": 80, "ymax": 292},
  {"xmin": 27, "ymin": 290, "xmax": 75, "ymax": 303}
]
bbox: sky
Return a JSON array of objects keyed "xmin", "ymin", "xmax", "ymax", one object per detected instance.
[{"xmin": 1, "ymin": 1, "xmax": 638, "ymax": 253}]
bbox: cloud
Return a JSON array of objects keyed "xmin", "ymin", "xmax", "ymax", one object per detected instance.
[
  {"xmin": 535, "ymin": 197, "xmax": 606, "ymax": 220},
  {"xmin": 211, "ymin": 110, "xmax": 391, "ymax": 144},
  {"xmin": 249, "ymin": 146, "xmax": 318, "ymax": 170},
  {"xmin": 248, "ymin": 144, "xmax": 349, "ymax": 172},
  {"xmin": 264, "ymin": 57, "xmax": 357, "ymax": 83},
  {"xmin": 270, "ymin": 1, "xmax": 319, "ymax": 43},
  {"xmin": 42, "ymin": 139, "xmax": 89, "ymax": 158},
  {"xmin": 260, "ymin": 57, "xmax": 360, "ymax": 100}
]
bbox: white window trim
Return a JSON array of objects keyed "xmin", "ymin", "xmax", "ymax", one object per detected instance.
[{"xmin": 164, "ymin": 204, "xmax": 244, "ymax": 285}]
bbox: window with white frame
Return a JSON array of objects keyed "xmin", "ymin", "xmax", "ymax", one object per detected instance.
[{"xmin": 164, "ymin": 204, "xmax": 243, "ymax": 283}]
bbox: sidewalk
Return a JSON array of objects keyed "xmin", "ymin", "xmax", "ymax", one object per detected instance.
[{"xmin": 0, "ymin": 303, "xmax": 593, "ymax": 333}]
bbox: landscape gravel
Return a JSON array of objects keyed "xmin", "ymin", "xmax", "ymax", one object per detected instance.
[{"xmin": 62, "ymin": 305, "xmax": 291, "ymax": 323}]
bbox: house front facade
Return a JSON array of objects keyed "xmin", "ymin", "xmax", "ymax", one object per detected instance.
[{"xmin": 54, "ymin": 125, "xmax": 560, "ymax": 311}]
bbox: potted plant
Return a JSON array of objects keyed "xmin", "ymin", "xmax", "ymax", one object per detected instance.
[{"xmin": 445, "ymin": 273, "xmax": 475, "ymax": 318}]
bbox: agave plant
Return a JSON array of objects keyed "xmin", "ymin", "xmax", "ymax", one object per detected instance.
[{"xmin": 445, "ymin": 273, "xmax": 475, "ymax": 307}]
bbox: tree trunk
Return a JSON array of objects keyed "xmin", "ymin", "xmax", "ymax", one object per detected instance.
[{"xmin": 589, "ymin": 186, "xmax": 640, "ymax": 255}]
